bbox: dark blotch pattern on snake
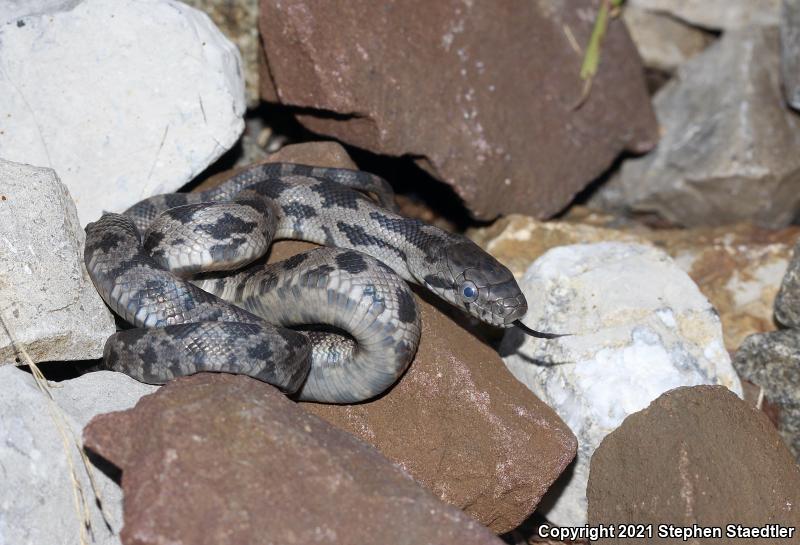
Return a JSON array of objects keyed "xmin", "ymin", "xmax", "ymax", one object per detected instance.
[{"xmin": 85, "ymin": 163, "xmax": 528, "ymax": 403}]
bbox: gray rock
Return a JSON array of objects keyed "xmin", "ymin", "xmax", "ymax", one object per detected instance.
[
  {"xmin": 775, "ymin": 237, "xmax": 800, "ymax": 327},
  {"xmin": 622, "ymin": 5, "xmax": 713, "ymax": 74},
  {"xmin": 0, "ymin": 366, "xmax": 158, "ymax": 545},
  {"xmin": 782, "ymin": 0, "xmax": 800, "ymax": 109},
  {"xmin": 733, "ymin": 329, "xmax": 800, "ymax": 460},
  {"xmin": 500, "ymin": 242, "xmax": 742, "ymax": 526},
  {"xmin": 629, "ymin": 0, "xmax": 780, "ymax": 30},
  {"xmin": 592, "ymin": 26, "xmax": 800, "ymax": 228},
  {"xmin": 0, "ymin": 159, "xmax": 115, "ymax": 365}
]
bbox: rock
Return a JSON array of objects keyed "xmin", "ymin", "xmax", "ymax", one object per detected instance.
[
  {"xmin": 628, "ymin": 0, "xmax": 780, "ymax": 30},
  {"xmin": 194, "ymin": 140, "xmax": 358, "ymax": 192},
  {"xmin": 775, "ymin": 237, "xmax": 800, "ymax": 327},
  {"xmin": 0, "ymin": 366, "xmax": 157, "ymax": 545},
  {"xmin": 259, "ymin": 140, "xmax": 358, "ymax": 169},
  {"xmin": 269, "ymin": 240, "xmax": 576, "ymax": 534},
  {"xmin": 259, "ymin": 0, "xmax": 657, "ymax": 221},
  {"xmin": 783, "ymin": 0, "xmax": 800, "ymax": 109},
  {"xmin": 468, "ymin": 214, "xmax": 648, "ymax": 280},
  {"xmin": 587, "ymin": 386, "xmax": 800, "ymax": 545},
  {"xmin": 470, "ymin": 215, "xmax": 800, "ymax": 352},
  {"xmin": 232, "ymin": 116, "xmax": 273, "ymax": 167},
  {"xmin": 191, "ymin": 143, "xmax": 577, "ymax": 532},
  {"xmin": 740, "ymin": 379, "xmax": 783, "ymax": 429},
  {"xmin": 622, "ymin": 5, "xmax": 713, "ymax": 74},
  {"xmin": 0, "ymin": 159, "xmax": 115, "ymax": 365},
  {"xmin": 83, "ymin": 373, "xmax": 504, "ymax": 545},
  {"xmin": 181, "ymin": 0, "xmax": 261, "ymax": 107},
  {"xmin": 591, "ymin": 27, "xmax": 800, "ymax": 228},
  {"xmin": 733, "ymin": 329, "xmax": 800, "ymax": 460},
  {"xmin": 0, "ymin": 0, "xmax": 245, "ymax": 226},
  {"xmin": 645, "ymin": 225, "xmax": 799, "ymax": 351},
  {"xmin": 499, "ymin": 242, "xmax": 743, "ymax": 526}
]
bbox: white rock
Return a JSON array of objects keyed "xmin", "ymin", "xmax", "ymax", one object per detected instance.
[
  {"xmin": 500, "ymin": 242, "xmax": 742, "ymax": 526},
  {"xmin": 0, "ymin": 159, "xmax": 115, "ymax": 365},
  {"xmin": 0, "ymin": 366, "xmax": 158, "ymax": 545},
  {"xmin": 629, "ymin": 0, "xmax": 779, "ymax": 30},
  {"xmin": 0, "ymin": 0, "xmax": 246, "ymax": 226}
]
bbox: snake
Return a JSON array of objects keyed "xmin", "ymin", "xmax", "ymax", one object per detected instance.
[{"xmin": 84, "ymin": 162, "xmax": 542, "ymax": 403}]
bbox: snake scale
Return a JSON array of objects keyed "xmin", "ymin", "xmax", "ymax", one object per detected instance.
[{"xmin": 85, "ymin": 162, "xmax": 534, "ymax": 403}]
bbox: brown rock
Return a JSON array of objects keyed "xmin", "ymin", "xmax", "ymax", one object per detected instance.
[
  {"xmin": 201, "ymin": 139, "xmax": 459, "ymax": 230},
  {"xmin": 192, "ymin": 141, "xmax": 577, "ymax": 532},
  {"xmin": 469, "ymin": 214, "xmax": 800, "ymax": 351},
  {"xmin": 587, "ymin": 385, "xmax": 800, "ymax": 545},
  {"xmin": 83, "ymin": 374, "xmax": 503, "ymax": 545},
  {"xmin": 263, "ymin": 140, "xmax": 359, "ymax": 169},
  {"xmin": 259, "ymin": 0, "xmax": 657, "ymax": 221},
  {"xmin": 262, "ymin": 240, "xmax": 578, "ymax": 534},
  {"xmin": 195, "ymin": 140, "xmax": 358, "ymax": 192}
]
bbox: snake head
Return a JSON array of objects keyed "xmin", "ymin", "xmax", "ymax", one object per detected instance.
[{"xmin": 424, "ymin": 241, "xmax": 527, "ymax": 327}]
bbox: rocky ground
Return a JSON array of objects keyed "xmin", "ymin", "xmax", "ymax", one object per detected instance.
[{"xmin": 1, "ymin": 1, "xmax": 799, "ymax": 544}]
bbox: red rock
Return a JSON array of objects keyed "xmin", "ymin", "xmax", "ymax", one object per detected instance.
[
  {"xmin": 259, "ymin": 0, "xmax": 657, "ymax": 221},
  {"xmin": 193, "ymin": 141, "xmax": 577, "ymax": 533},
  {"xmin": 83, "ymin": 374, "xmax": 504, "ymax": 545},
  {"xmin": 194, "ymin": 140, "xmax": 359, "ymax": 192},
  {"xmin": 587, "ymin": 386, "xmax": 800, "ymax": 545},
  {"xmin": 270, "ymin": 241, "xmax": 577, "ymax": 534}
]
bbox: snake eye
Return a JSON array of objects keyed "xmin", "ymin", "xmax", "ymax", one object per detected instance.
[{"xmin": 460, "ymin": 281, "xmax": 478, "ymax": 303}]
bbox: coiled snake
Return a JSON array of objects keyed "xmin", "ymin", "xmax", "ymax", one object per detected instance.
[{"xmin": 84, "ymin": 163, "xmax": 541, "ymax": 403}]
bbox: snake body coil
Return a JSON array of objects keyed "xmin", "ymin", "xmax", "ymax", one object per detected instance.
[{"xmin": 85, "ymin": 163, "xmax": 528, "ymax": 403}]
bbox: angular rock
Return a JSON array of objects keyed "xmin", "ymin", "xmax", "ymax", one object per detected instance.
[
  {"xmin": 265, "ymin": 241, "xmax": 575, "ymax": 534},
  {"xmin": 0, "ymin": 366, "xmax": 157, "ymax": 545},
  {"xmin": 191, "ymin": 143, "xmax": 577, "ymax": 533},
  {"xmin": 629, "ymin": 0, "xmax": 780, "ymax": 30},
  {"xmin": 181, "ymin": 0, "xmax": 261, "ymax": 107},
  {"xmin": 195, "ymin": 140, "xmax": 360, "ymax": 192},
  {"xmin": 592, "ymin": 27, "xmax": 800, "ymax": 228},
  {"xmin": 622, "ymin": 5, "xmax": 713, "ymax": 74},
  {"xmin": 649, "ymin": 225, "xmax": 799, "ymax": 351},
  {"xmin": 259, "ymin": 0, "xmax": 657, "ymax": 221},
  {"xmin": 470, "ymin": 215, "xmax": 800, "ymax": 351},
  {"xmin": 588, "ymin": 386, "xmax": 800, "ymax": 545},
  {"xmin": 83, "ymin": 373, "xmax": 504, "ymax": 545},
  {"xmin": 232, "ymin": 117, "xmax": 273, "ymax": 167},
  {"xmin": 468, "ymin": 214, "xmax": 648, "ymax": 280},
  {"xmin": 500, "ymin": 242, "xmax": 742, "ymax": 526},
  {"xmin": 0, "ymin": 0, "xmax": 245, "ymax": 226},
  {"xmin": 783, "ymin": 0, "xmax": 800, "ymax": 109},
  {"xmin": 733, "ymin": 329, "xmax": 800, "ymax": 460},
  {"xmin": 775, "ymin": 237, "xmax": 800, "ymax": 327},
  {"xmin": 0, "ymin": 159, "xmax": 115, "ymax": 365}
]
